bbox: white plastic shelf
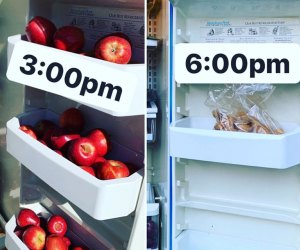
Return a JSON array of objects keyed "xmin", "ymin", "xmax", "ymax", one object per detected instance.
[
  {"xmin": 175, "ymin": 230, "xmax": 297, "ymax": 250},
  {"xmin": 7, "ymin": 34, "xmax": 145, "ymax": 117},
  {"xmin": 6, "ymin": 109, "xmax": 143, "ymax": 220},
  {"xmin": 170, "ymin": 117, "xmax": 300, "ymax": 169},
  {"xmin": 177, "ymin": 197, "xmax": 300, "ymax": 225}
]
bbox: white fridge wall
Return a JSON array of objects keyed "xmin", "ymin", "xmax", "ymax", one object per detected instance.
[
  {"xmin": 175, "ymin": 160, "xmax": 300, "ymax": 224},
  {"xmin": 175, "ymin": 229, "xmax": 300, "ymax": 250},
  {"xmin": 173, "ymin": 160, "xmax": 300, "ymax": 249},
  {"xmin": 170, "ymin": 0, "xmax": 300, "ymax": 249},
  {"xmin": 171, "ymin": 0, "xmax": 300, "ymax": 18}
]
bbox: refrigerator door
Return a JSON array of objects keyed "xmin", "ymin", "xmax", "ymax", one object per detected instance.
[
  {"xmin": 2, "ymin": 0, "xmax": 146, "ymax": 249},
  {"xmin": 169, "ymin": 0, "xmax": 300, "ymax": 249}
]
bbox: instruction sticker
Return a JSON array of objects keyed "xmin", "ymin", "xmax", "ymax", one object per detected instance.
[
  {"xmin": 187, "ymin": 18, "xmax": 300, "ymax": 43},
  {"xmin": 52, "ymin": 4, "xmax": 145, "ymax": 63}
]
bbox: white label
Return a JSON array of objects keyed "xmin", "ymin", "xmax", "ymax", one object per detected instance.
[
  {"xmin": 7, "ymin": 40, "xmax": 138, "ymax": 113},
  {"xmin": 187, "ymin": 18, "xmax": 300, "ymax": 43},
  {"xmin": 175, "ymin": 43, "xmax": 300, "ymax": 84}
]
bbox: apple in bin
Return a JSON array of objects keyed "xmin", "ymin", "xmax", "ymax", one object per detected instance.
[
  {"xmin": 68, "ymin": 137, "xmax": 97, "ymax": 166},
  {"xmin": 62, "ymin": 236, "xmax": 71, "ymax": 248},
  {"xmin": 51, "ymin": 134, "xmax": 81, "ymax": 150},
  {"xmin": 80, "ymin": 166, "xmax": 96, "ymax": 177},
  {"xmin": 34, "ymin": 119, "xmax": 56, "ymax": 139},
  {"xmin": 22, "ymin": 226, "xmax": 46, "ymax": 250},
  {"xmin": 26, "ymin": 16, "xmax": 57, "ymax": 46},
  {"xmin": 54, "ymin": 26, "xmax": 85, "ymax": 53},
  {"xmin": 72, "ymin": 247, "xmax": 89, "ymax": 250},
  {"xmin": 94, "ymin": 156, "xmax": 106, "ymax": 164},
  {"xmin": 59, "ymin": 107, "xmax": 85, "ymax": 133},
  {"xmin": 45, "ymin": 235, "xmax": 68, "ymax": 250},
  {"xmin": 47, "ymin": 215, "xmax": 68, "ymax": 237},
  {"xmin": 19, "ymin": 125, "xmax": 38, "ymax": 140},
  {"xmin": 17, "ymin": 208, "xmax": 40, "ymax": 228},
  {"xmin": 14, "ymin": 228, "xmax": 24, "ymax": 239},
  {"xmin": 42, "ymin": 127, "xmax": 64, "ymax": 148},
  {"xmin": 96, "ymin": 160, "xmax": 130, "ymax": 180},
  {"xmin": 87, "ymin": 128, "xmax": 110, "ymax": 157},
  {"xmin": 94, "ymin": 34, "xmax": 132, "ymax": 64},
  {"xmin": 38, "ymin": 216, "xmax": 48, "ymax": 233},
  {"xmin": 54, "ymin": 149, "xmax": 63, "ymax": 156},
  {"xmin": 38, "ymin": 139, "xmax": 48, "ymax": 146}
]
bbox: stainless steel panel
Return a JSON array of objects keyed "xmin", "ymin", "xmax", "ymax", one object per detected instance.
[{"xmin": 0, "ymin": 0, "xmax": 28, "ymax": 221}]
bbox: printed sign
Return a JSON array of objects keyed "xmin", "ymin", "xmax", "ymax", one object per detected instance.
[
  {"xmin": 175, "ymin": 43, "xmax": 300, "ymax": 84},
  {"xmin": 7, "ymin": 40, "xmax": 138, "ymax": 113},
  {"xmin": 52, "ymin": 4, "xmax": 145, "ymax": 63}
]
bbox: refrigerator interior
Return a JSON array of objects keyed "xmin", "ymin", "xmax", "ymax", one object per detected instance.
[
  {"xmin": 147, "ymin": 0, "xmax": 170, "ymax": 249},
  {"xmin": 170, "ymin": 0, "xmax": 300, "ymax": 249},
  {"xmin": 4, "ymin": 0, "xmax": 146, "ymax": 249}
]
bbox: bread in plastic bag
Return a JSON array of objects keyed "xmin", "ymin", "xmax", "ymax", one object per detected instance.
[{"xmin": 205, "ymin": 84, "xmax": 284, "ymax": 135}]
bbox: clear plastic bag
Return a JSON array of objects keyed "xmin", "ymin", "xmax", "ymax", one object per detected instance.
[{"xmin": 205, "ymin": 84, "xmax": 284, "ymax": 135}]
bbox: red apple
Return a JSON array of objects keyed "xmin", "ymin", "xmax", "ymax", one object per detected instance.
[
  {"xmin": 96, "ymin": 160, "xmax": 130, "ymax": 180},
  {"xmin": 87, "ymin": 129, "xmax": 109, "ymax": 157},
  {"xmin": 17, "ymin": 208, "xmax": 40, "ymax": 228},
  {"xmin": 19, "ymin": 125, "xmax": 37, "ymax": 140},
  {"xmin": 26, "ymin": 16, "xmax": 57, "ymax": 46},
  {"xmin": 47, "ymin": 215, "xmax": 67, "ymax": 237},
  {"xmin": 59, "ymin": 108, "xmax": 85, "ymax": 133},
  {"xmin": 72, "ymin": 247, "xmax": 89, "ymax": 250},
  {"xmin": 80, "ymin": 166, "xmax": 96, "ymax": 176},
  {"xmin": 62, "ymin": 236, "xmax": 71, "ymax": 247},
  {"xmin": 51, "ymin": 134, "xmax": 80, "ymax": 150},
  {"xmin": 38, "ymin": 216, "xmax": 48, "ymax": 233},
  {"xmin": 68, "ymin": 137, "xmax": 97, "ymax": 166},
  {"xmin": 93, "ymin": 156, "xmax": 106, "ymax": 164},
  {"xmin": 42, "ymin": 127, "xmax": 64, "ymax": 148},
  {"xmin": 54, "ymin": 150, "xmax": 63, "ymax": 156},
  {"xmin": 34, "ymin": 119, "xmax": 56, "ymax": 139},
  {"xmin": 14, "ymin": 229, "xmax": 24, "ymax": 239},
  {"xmin": 54, "ymin": 26, "xmax": 84, "ymax": 52},
  {"xmin": 22, "ymin": 226, "xmax": 46, "ymax": 250},
  {"xmin": 45, "ymin": 235, "xmax": 68, "ymax": 250},
  {"xmin": 38, "ymin": 139, "xmax": 47, "ymax": 146},
  {"xmin": 94, "ymin": 34, "xmax": 132, "ymax": 64}
]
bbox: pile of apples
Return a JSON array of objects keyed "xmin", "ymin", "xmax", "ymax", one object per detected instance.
[
  {"xmin": 19, "ymin": 107, "xmax": 130, "ymax": 180},
  {"xmin": 26, "ymin": 16, "xmax": 132, "ymax": 64},
  {"xmin": 14, "ymin": 208, "xmax": 88, "ymax": 250}
]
